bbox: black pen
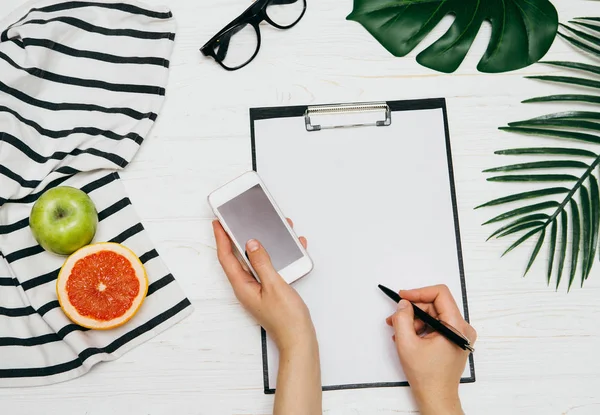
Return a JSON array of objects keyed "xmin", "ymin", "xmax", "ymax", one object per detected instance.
[{"xmin": 378, "ymin": 284, "xmax": 474, "ymax": 353}]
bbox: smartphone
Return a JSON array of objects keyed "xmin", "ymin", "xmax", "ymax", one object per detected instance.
[{"xmin": 208, "ymin": 171, "xmax": 313, "ymax": 284}]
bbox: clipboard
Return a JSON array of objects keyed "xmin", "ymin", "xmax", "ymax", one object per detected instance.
[{"xmin": 249, "ymin": 98, "xmax": 475, "ymax": 393}]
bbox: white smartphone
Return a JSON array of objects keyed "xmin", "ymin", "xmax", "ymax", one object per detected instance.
[{"xmin": 208, "ymin": 171, "xmax": 313, "ymax": 284}]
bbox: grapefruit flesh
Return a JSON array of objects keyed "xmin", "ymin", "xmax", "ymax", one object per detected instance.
[{"xmin": 57, "ymin": 243, "xmax": 148, "ymax": 330}]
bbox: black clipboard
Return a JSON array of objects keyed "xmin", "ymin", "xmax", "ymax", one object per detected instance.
[{"xmin": 249, "ymin": 98, "xmax": 475, "ymax": 394}]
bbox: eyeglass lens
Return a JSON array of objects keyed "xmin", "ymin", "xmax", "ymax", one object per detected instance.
[
  {"xmin": 213, "ymin": 23, "xmax": 260, "ymax": 69},
  {"xmin": 265, "ymin": 0, "xmax": 305, "ymax": 28}
]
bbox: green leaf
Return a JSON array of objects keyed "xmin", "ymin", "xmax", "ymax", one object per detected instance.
[
  {"xmin": 484, "ymin": 161, "xmax": 589, "ymax": 173},
  {"xmin": 589, "ymin": 175, "xmax": 600, "ymax": 275},
  {"xmin": 526, "ymin": 75, "xmax": 600, "ymax": 91},
  {"xmin": 475, "ymin": 188, "xmax": 568, "ymax": 209},
  {"xmin": 487, "ymin": 214, "xmax": 550, "ymax": 240},
  {"xmin": 562, "ymin": 22, "xmax": 600, "ymax": 47},
  {"xmin": 488, "ymin": 174, "xmax": 579, "ymax": 182},
  {"xmin": 575, "ymin": 18, "xmax": 600, "ymax": 22},
  {"xmin": 547, "ymin": 219, "xmax": 558, "ymax": 285},
  {"xmin": 509, "ymin": 119, "xmax": 600, "ymax": 133},
  {"xmin": 483, "ymin": 13, "xmax": 600, "ymax": 291},
  {"xmin": 346, "ymin": 0, "xmax": 558, "ymax": 73},
  {"xmin": 497, "ymin": 221, "xmax": 546, "ymax": 239},
  {"xmin": 557, "ymin": 211, "xmax": 568, "ymax": 290},
  {"xmin": 495, "ymin": 148, "xmax": 597, "ymax": 158},
  {"xmin": 541, "ymin": 61, "xmax": 600, "ymax": 76},
  {"xmin": 502, "ymin": 227, "xmax": 543, "ymax": 257},
  {"xmin": 569, "ymin": 200, "xmax": 580, "ymax": 292},
  {"xmin": 523, "ymin": 95, "xmax": 600, "ymax": 105},
  {"xmin": 571, "ymin": 21, "xmax": 600, "ymax": 36},
  {"xmin": 580, "ymin": 186, "xmax": 591, "ymax": 286},
  {"xmin": 556, "ymin": 32, "xmax": 600, "ymax": 58},
  {"xmin": 499, "ymin": 126, "xmax": 600, "ymax": 144},
  {"xmin": 527, "ymin": 112, "xmax": 600, "ymax": 122},
  {"xmin": 483, "ymin": 201, "xmax": 559, "ymax": 225},
  {"xmin": 525, "ymin": 228, "xmax": 546, "ymax": 276}
]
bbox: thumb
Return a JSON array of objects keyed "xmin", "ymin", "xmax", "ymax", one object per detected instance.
[
  {"xmin": 246, "ymin": 239, "xmax": 280, "ymax": 286},
  {"xmin": 392, "ymin": 300, "xmax": 419, "ymax": 348}
]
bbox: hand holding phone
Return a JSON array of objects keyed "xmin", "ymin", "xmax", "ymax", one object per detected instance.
[
  {"xmin": 212, "ymin": 220, "xmax": 315, "ymax": 352},
  {"xmin": 212, "ymin": 220, "xmax": 322, "ymax": 415},
  {"xmin": 208, "ymin": 171, "xmax": 313, "ymax": 284}
]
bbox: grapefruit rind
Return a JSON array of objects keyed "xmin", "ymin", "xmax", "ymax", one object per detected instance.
[{"xmin": 56, "ymin": 242, "xmax": 148, "ymax": 330}]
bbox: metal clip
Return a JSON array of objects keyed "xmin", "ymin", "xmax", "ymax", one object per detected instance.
[{"xmin": 304, "ymin": 102, "xmax": 392, "ymax": 132}]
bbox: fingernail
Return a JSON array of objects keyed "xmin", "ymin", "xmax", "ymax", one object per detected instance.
[
  {"xmin": 397, "ymin": 300, "xmax": 409, "ymax": 310},
  {"xmin": 247, "ymin": 239, "xmax": 260, "ymax": 252}
]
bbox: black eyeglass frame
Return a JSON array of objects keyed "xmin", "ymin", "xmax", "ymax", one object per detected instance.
[{"xmin": 200, "ymin": 0, "xmax": 307, "ymax": 71}]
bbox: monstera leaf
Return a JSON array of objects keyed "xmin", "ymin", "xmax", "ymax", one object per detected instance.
[
  {"xmin": 347, "ymin": 0, "xmax": 559, "ymax": 73},
  {"xmin": 479, "ymin": 18, "xmax": 600, "ymax": 290}
]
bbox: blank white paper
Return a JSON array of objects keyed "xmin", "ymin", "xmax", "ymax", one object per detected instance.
[{"xmin": 253, "ymin": 106, "xmax": 473, "ymax": 391}]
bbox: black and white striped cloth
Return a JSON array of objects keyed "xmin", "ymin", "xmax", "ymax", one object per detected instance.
[{"xmin": 0, "ymin": 0, "xmax": 193, "ymax": 386}]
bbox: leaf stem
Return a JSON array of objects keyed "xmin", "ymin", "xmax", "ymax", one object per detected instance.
[{"xmin": 545, "ymin": 154, "xmax": 600, "ymax": 225}]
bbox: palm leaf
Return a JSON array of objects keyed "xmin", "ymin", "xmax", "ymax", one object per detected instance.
[
  {"xmin": 484, "ymin": 161, "xmax": 589, "ymax": 173},
  {"xmin": 497, "ymin": 221, "xmax": 547, "ymax": 239},
  {"xmin": 556, "ymin": 211, "xmax": 568, "ymax": 290},
  {"xmin": 495, "ymin": 147, "xmax": 597, "ymax": 157},
  {"xmin": 525, "ymin": 229, "xmax": 546, "ymax": 276},
  {"xmin": 522, "ymin": 95, "xmax": 600, "ymax": 105},
  {"xmin": 561, "ymin": 23, "xmax": 600, "ymax": 47},
  {"xmin": 486, "ymin": 214, "xmax": 550, "ymax": 240},
  {"xmin": 476, "ymin": 188, "xmax": 568, "ymax": 209},
  {"xmin": 483, "ymin": 201, "xmax": 559, "ymax": 225},
  {"xmin": 572, "ymin": 21, "xmax": 600, "ymax": 36},
  {"xmin": 509, "ymin": 119, "xmax": 600, "ymax": 132},
  {"xmin": 557, "ymin": 32, "xmax": 600, "ymax": 58},
  {"xmin": 527, "ymin": 111, "xmax": 600, "ymax": 122},
  {"xmin": 579, "ymin": 186, "xmax": 591, "ymax": 285},
  {"xmin": 498, "ymin": 126, "xmax": 600, "ymax": 144},
  {"xmin": 487, "ymin": 174, "xmax": 579, "ymax": 182},
  {"xmin": 569, "ymin": 200, "xmax": 581, "ymax": 292},
  {"xmin": 547, "ymin": 219, "xmax": 558, "ymax": 285},
  {"xmin": 589, "ymin": 175, "xmax": 600, "ymax": 274},
  {"xmin": 526, "ymin": 75, "xmax": 600, "ymax": 90},
  {"xmin": 481, "ymin": 17, "xmax": 600, "ymax": 291},
  {"xmin": 502, "ymin": 227, "xmax": 544, "ymax": 257},
  {"xmin": 540, "ymin": 61, "xmax": 600, "ymax": 76}
]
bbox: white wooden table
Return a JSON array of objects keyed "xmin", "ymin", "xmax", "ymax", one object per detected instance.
[{"xmin": 2, "ymin": 0, "xmax": 600, "ymax": 414}]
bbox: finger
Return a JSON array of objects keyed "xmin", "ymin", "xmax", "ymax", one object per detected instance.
[
  {"xmin": 387, "ymin": 299, "xmax": 436, "ymax": 324},
  {"xmin": 464, "ymin": 324, "xmax": 478, "ymax": 344},
  {"xmin": 387, "ymin": 313, "xmax": 426, "ymax": 332},
  {"xmin": 213, "ymin": 220, "xmax": 243, "ymax": 275},
  {"xmin": 412, "ymin": 302, "xmax": 438, "ymax": 318},
  {"xmin": 246, "ymin": 239, "xmax": 281, "ymax": 287},
  {"xmin": 213, "ymin": 221, "xmax": 260, "ymax": 300},
  {"xmin": 400, "ymin": 285, "xmax": 462, "ymax": 319},
  {"xmin": 414, "ymin": 319, "xmax": 426, "ymax": 334},
  {"xmin": 286, "ymin": 218, "xmax": 294, "ymax": 228},
  {"xmin": 391, "ymin": 300, "xmax": 418, "ymax": 348},
  {"xmin": 299, "ymin": 236, "xmax": 307, "ymax": 249}
]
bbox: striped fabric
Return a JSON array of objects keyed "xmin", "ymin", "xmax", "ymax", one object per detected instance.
[{"xmin": 0, "ymin": 0, "xmax": 193, "ymax": 386}]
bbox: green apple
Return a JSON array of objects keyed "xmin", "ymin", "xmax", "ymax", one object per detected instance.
[{"xmin": 29, "ymin": 186, "xmax": 98, "ymax": 255}]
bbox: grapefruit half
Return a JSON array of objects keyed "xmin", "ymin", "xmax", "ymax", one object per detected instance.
[{"xmin": 57, "ymin": 243, "xmax": 148, "ymax": 330}]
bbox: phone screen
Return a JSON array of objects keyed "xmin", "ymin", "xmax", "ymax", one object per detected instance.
[{"xmin": 217, "ymin": 184, "xmax": 303, "ymax": 271}]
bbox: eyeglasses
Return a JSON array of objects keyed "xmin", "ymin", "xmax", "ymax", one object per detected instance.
[{"xmin": 200, "ymin": 0, "xmax": 307, "ymax": 71}]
